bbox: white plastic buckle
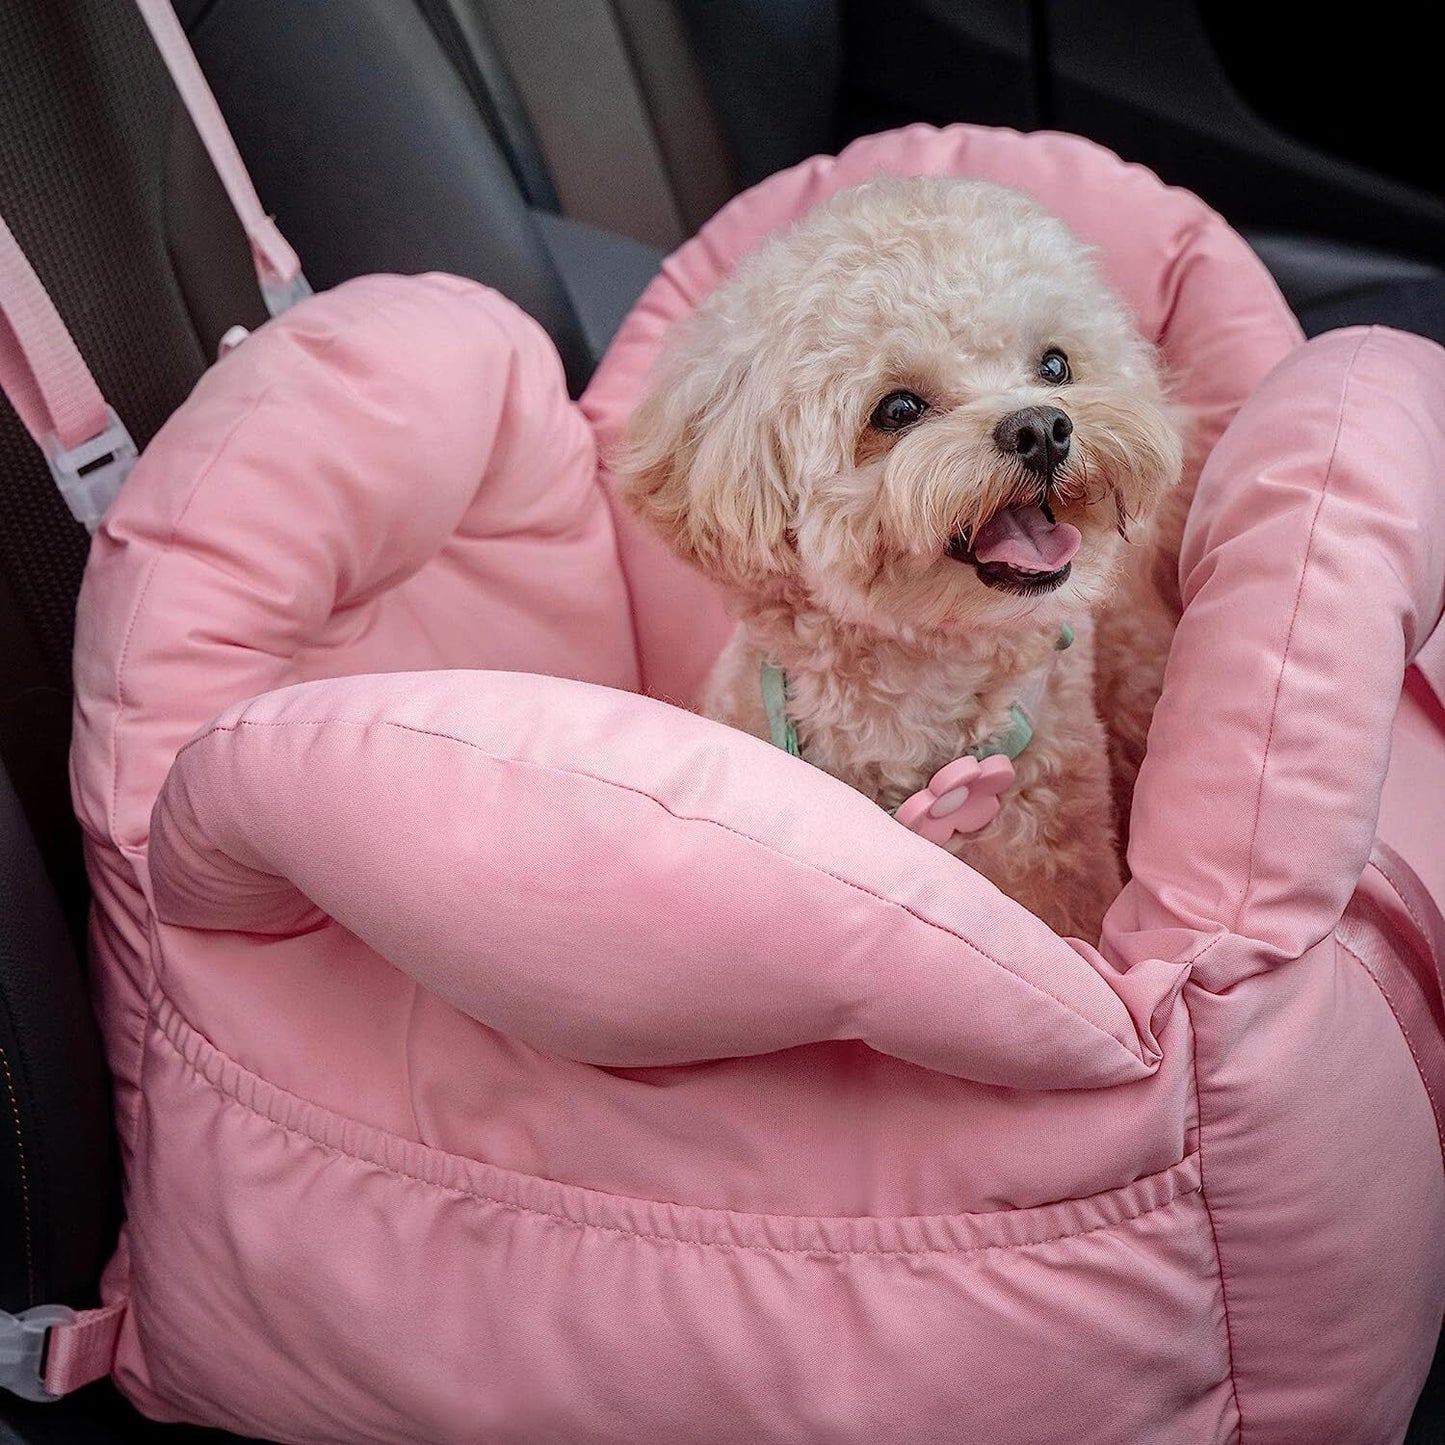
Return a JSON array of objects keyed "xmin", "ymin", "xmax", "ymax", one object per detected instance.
[
  {"xmin": 44, "ymin": 406, "xmax": 137, "ymax": 534},
  {"xmin": 259, "ymin": 268, "xmax": 313, "ymax": 318},
  {"xmin": 217, "ymin": 324, "xmax": 251, "ymax": 358},
  {"xmin": 0, "ymin": 1304, "xmax": 74, "ymax": 1403}
]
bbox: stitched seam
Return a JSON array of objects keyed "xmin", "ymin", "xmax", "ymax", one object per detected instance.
[
  {"xmin": 173, "ymin": 716, "xmax": 1143, "ymax": 1064},
  {"xmin": 0, "ymin": 1041, "xmax": 36, "ymax": 1302},
  {"xmin": 1184, "ymin": 930, "xmax": 1229, "ymax": 974},
  {"xmin": 1338, "ymin": 934, "xmax": 1443, "ymax": 1158},
  {"xmin": 1186, "ymin": 987, "xmax": 1244, "ymax": 1442},
  {"xmin": 164, "ymin": 1015, "xmax": 1197, "ymax": 1258},
  {"xmin": 1231, "ymin": 329, "xmax": 1371, "ymax": 933}
]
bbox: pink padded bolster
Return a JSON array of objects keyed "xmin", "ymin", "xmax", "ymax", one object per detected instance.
[
  {"xmin": 1121, "ymin": 328, "xmax": 1445, "ymax": 974},
  {"xmin": 72, "ymin": 273, "xmax": 637, "ymax": 859},
  {"xmin": 149, "ymin": 668, "xmax": 1172, "ymax": 1090}
]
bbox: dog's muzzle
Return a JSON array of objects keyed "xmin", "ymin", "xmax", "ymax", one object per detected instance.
[{"xmin": 994, "ymin": 406, "xmax": 1073, "ymax": 480}]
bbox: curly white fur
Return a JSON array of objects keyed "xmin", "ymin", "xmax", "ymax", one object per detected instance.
[{"xmin": 620, "ymin": 177, "xmax": 1184, "ymax": 940}]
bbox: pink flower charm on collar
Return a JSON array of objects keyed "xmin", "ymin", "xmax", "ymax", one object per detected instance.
[{"xmin": 894, "ymin": 754, "xmax": 1017, "ymax": 845}]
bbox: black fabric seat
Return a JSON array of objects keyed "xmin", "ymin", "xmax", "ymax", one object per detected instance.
[
  {"xmin": 180, "ymin": 0, "xmax": 1445, "ymax": 352},
  {"xmin": 172, "ymin": 0, "xmax": 674, "ymax": 399}
]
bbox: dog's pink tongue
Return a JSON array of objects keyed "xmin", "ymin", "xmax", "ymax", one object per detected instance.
[{"xmin": 971, "ymin": 505, "xmax": 1082, "ymax": 572}]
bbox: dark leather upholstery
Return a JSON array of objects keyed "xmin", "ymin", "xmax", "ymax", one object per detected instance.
[
  {"xmin": 184, "ymin": 0, "xmax": 600, "ymax": 393},
  {"xmin": 459, "ymin": 0, "xmax": 736, "ymax": 248},
  {"xmin": 674, "ymin": 0, "xmax": 843, "ymax": 188},
  {"xmin": 1245, "ymin": 231, "xmax": 1445, "ymax": 341},
  {"xmin": 534, "ymin": 213, "xmax": 668, "ymax": 362},
  {"xmin": 0, "ymin": 763, "xmax": 115, "ymax": 1313},
  {"xmin": 411, "ymin": 0, "xmax": 562, "ymax": 211},
  {"xmin": 1298, "ymin": 275, "xmax": 1445, "ymax": 344}
]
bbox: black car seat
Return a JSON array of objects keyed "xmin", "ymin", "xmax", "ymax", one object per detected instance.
[
  {"xmin": 167, "ymin": 0, "xmax": 679, "ymax": 385},
  {"xmin": 3, "ymin": 2, "xmax": 1443, "ymax": 1441},
  {"xmin": 179, "ymin": 0, "xmax": 1445, "ymax": 347}
]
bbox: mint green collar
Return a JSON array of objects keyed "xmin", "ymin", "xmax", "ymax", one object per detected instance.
[
  {"xmin": 760, "ymin": 660, "xmax": 800, "ymax": 756},
  {"xmin": 759, "ymin": 623, "xmax": 1072, "ymax": 767}
]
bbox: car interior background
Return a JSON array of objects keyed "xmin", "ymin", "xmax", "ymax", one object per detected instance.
[{"xmin": 2, "ymin": 2, "xmax": 1442, "ymax": 1440}]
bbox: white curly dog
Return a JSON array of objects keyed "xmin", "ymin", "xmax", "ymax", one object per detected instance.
[{"xmin": 621, "ymin": 176, "xmax": 1184, "ymax": 940}]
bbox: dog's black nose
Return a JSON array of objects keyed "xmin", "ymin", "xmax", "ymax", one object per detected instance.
[{"xmin": 994, "ymin": 406, "xmax": 1073, "ymax": 478}]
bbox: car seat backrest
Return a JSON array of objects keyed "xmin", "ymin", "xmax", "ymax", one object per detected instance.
[
  {"xmin": 670, "ymin": 0, "xmax": 843, "ymax": 189},
  {"xmin": 186, "ymin": 0, "xmax": 839, "ymax": 261},
  {"xmin": 442, "ymin": 0, "xmax": 736, "ymax": 249},
  {"xmin": 434, "ymin": 0, "xmax": 843, "ymax": 242},
  {"xmin": 178, "ymin": 0, "xmax": 598, "ymax": 392}
]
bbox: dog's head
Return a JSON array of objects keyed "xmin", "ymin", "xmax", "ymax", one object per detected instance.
[{"xmin": 619, "ymin": 176, "xmax": 1183, "ymax": 637}]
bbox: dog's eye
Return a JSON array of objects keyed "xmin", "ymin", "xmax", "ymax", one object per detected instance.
[
  {"xmin": 869, "ymin": 390, "xmax": 928, "ymax": 432},
  {"xmin": 1038, "ymin": 349, "xmax": 1071, "ymax": 385}
]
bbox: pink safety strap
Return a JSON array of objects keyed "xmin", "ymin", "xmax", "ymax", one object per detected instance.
[
  {"xmin": 0, "ymin": 215, "xmax": 110, "ymax": 452},
  {"xmin": 0, "ymin": 213, "xmax": 136, "ymax": 530},
  {"xmin": 135, "ymin": 0, "xmax": 310, "ymax": 315},
  {"xmin": 0, "ymin": 1, "xmax": 311, "ymax": 532},
  {"xmin": 41, "ymin": 1302, "xmax": 127, "ymax": 1398},
  {"xmin": 1418, "ymin": 624, "xmax": 1445, "ymax": 714},
  {"xmin": 1340, "ymin": 840, "xmax": 1445, "ymax": 1162}
]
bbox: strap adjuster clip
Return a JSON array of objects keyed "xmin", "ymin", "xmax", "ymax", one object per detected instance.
[
  {"xmin": 44, "ymin": 406, "xmax": 137, "ymax": 532},
  {"xmin": 0, "ymin": 1304, "xmax": 75, "ymax": 1402},
  {"xmin": 259, "ymin": 268, "xmax": 313, "ymax": 318}
]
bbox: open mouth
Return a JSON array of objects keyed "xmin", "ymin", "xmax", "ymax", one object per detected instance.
[{"xmin": 947, "ymin": 498, "xmax": 1082, "ymax": 596}]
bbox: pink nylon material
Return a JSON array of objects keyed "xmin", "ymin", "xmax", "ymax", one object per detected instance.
[
  {"xmin": 42, "ymin": 1304, "xmax": 125, "ymax": 1398},
  {"xmin": 69, "ymin": 127, "xmax": 1445, "ymax": 1442},
  {"xmin": 1340, "ymin": 843, "xmax": 1445, "ymax": 1157},
  {"xmin": 0, "ymin": 212, "xmax": 110, "ymax": 450},
  {"xmin": 135, "ymin": 0, "xmax": 303, "ymax": 295}
]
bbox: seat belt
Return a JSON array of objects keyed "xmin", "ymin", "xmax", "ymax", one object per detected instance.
[
  {"xmin": 0, "ymin": 0, "xmax": 310, "ymax": 534},
  {"xmin": 134, "ymin": 0, "xmax": 311, "ymax": 317},
  {"xmin": 0, "ymin": 214, "xmax": 137, "ymax": 532}
]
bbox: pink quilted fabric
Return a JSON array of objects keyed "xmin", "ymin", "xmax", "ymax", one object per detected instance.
[{"xmin": 71, "ymin": 126, "xmax": 1445, "ymax": 1443}]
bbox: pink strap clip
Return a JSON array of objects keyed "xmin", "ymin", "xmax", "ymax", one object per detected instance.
[
  {"xmin": 0, "ymin": 214, "xmax": 137, "ymax": 530},
  {"xmin": 895, "ymin": 755, "xmax": 1016, "ymax": 845}
]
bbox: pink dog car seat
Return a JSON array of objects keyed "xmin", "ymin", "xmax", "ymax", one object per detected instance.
[{"xmin": 65, "ymin": 124, "xmax": 1445, "ymax": 1443}]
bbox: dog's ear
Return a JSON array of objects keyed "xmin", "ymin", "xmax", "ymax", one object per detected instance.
[
  {"xmin": 617, "ymin": 337, "xmax": 796, "ymax": 588},
  {"xmin": 1078, "ymin": 341, "xmax": 1187, "ymax": 540},
  {"xmin": 1109, "ymin": 391, "xmax": 1187, "ymax": 538}
]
